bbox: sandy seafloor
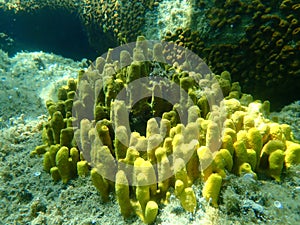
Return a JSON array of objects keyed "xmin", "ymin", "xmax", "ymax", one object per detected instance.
[{"xmin": 0, "ymin": 49, "xmax": 299, "ymax": 225}]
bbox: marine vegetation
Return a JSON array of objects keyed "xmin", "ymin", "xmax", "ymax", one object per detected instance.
[{"xmin": 31, "ymin": 37, "xmax": 300, "ymax": 224}]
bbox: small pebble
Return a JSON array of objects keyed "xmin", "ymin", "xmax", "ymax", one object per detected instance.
[
  {"xmin": 34, "ymin": 171, "xmax": 41, "ymax": 177},
  {"xmin": 274, "ymin": 200, "xmax": 283, "ymax": 209}
]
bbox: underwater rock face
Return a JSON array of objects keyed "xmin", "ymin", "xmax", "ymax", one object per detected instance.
[
  {"xmin": 162, "ymin": 1, "xmax": 300, "ymax": 109},
  {"xmin": 31, "ymin": 37, "xmax": 300, "ymax": 224}
]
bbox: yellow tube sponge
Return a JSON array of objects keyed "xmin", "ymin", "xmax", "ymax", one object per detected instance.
[
  {"xmin": 223, "ymin": 98, "xmax": 242, "ymax": 116},
  {"xmin": 160, "ymin": 118, "xmax": 171, "ymax": 138},
  {"xmin": 50, "ymin": 111, "xmax": 65, "ymax": 144},
  {"xmin": 147, "ymin": 134, "xmax": 163, "ymax": 164},
  {"xmin": 258, "ymin": 123, "xmax": 270, "ymax": 144},
  {"xmin": 223, "ymin": 127, "xmax": 237, "ymax": 143},
  {"xmin": 246, "ymin": 149, "xmax": 257, "ymax": 170},
  {"xmin": 281, "ymin": 124, "xmax": 295, "ymax": 141},
  {"xmin": 31, "ymin": 144, "xmax": 47, "ymax": 156},
  {"xmin": 55, "ymin": 146, "xmax": 71, "ymax": 184},
  {"xmin": 77, "ymin": 161, "xmax": 90, "ymax": 177},
  {"xmin": 115, "ymin": 170, "xmax": 132, "ymax": 218},
  {"xmin": 237, "ymin": 130, "xmax": 248, "ymax": 144},
  {"xmin": 172, "ymin": 133, "xmax": 184, "ymax": 148},
  {"xmin": 47, "ymin": 144, "xmax": 59, "ymax": 167},
  {"xmin": 96, "ymin": 123, "xmax": 113, "ymax": 153},
  {"xmin": 206, "ymin": 121, "xmax": 221, "ymax": 153},
  {"xmin": 233, "ymin": 140, "xmax": 248, "ymax": 174},
  {"xmin": 90, "ymin": 168, "xmax": 109, "ymax": 202},
  {"xmin": 144, "ymin": 201, "xmax": 158, "ymax": 224},
  {"xmin": 155, "ymin": 147, "xmax": 171, "ymax": 194},
  {"xmin": 135, "ymin": 136, "xmax": 147, "ymax": 154},
  {"xmin": 259, "ymin": 140, "xmax": 286, "ymax": 170},
  {"xmin": 173, "ymin": 158, "xmax": 189, "ymax": 187},
  {"xmin": 197, "ymin": 95, "xmax": 209, "ymax": 118},
  {"xmin": 179, "ymin": 187, "xmax": 197, "ymax": 213},
  {"xmin": 247, "ymin": 127, "xmax": 263, "ymax": 169},
  {"xmin": 269, "ymin": 123, "xmax": 284, "ymax": 141},
  {"xmin": 115, "ymin": 126, "xmax": 129, "ymax": 160},
  {"xmin": 134, "ymin": 157, "xmax": 157, "ymax": 196},
  {"xmin": 268, "ymin": 149, "xmax": 285, "ymax": 181},
  {"xmin": 202, "ymin": 173, "xmax": 222, "ymax": 207},
  {"xmin": 188, "ymin": 105, "xmax": 201, "ymax": 123},
  {"xmin": 285, "ymin": 141, "xmax": 300, "ymax": 168},
  {"xmin": 70, "ymin": 147, "xmax": 79, "ymax": 178},
  {"xmin": 60, "ymin": 127, "xmax": 74, "ymax": 149},
  {"xmin": 94, "ymin": 146, "xmax": 117, "ymax": 181},
  {"xmin": 136, "ymin": 173, "xmax": 150, "ymax": 211},
  {"xmin": 111, "ymin": 100, "xmax": 130, "ymax": 129},
  {"xmin": 80, "ymin": 119, "xmax": 92, "ymax": 153},
  {"xmin": 175, "ymin": 179, "xmax": 184, "ymax": 197},
  {"xmin": 197, "ymin": 146, "xmax": 213, "ymax": 181},
  {"xmin": 239, "ymin": 163, "xmax": 257, "ymax": 179},
  {"xmin": 50, "ymin": 166, "xmax": 60, "ymax": 182},
  {"xmin": 223, "ymin": 118, "xmax": 236, "ymax": 130},
  {"xmin": 186, "ymin": 145, "xmax": 200, "ymax": 185},
  {"xmin": 221, "ymin": 134, "xmax": 234, "ymax": 156},
  {"xmin": 243, "ymin": 115, "xmax": 254, "ymax": 131},
  {"xmin": 163, "ymin": 137, "xmax": 173, "ymax": 156},
  {"xmin": 231, "ymin": 111, "xmax": 245, "ymax": 132},
  {"xmin": 213, "ymin": 149, "xmax": 233, "ymax": 177},
  {"xmin": 119, "ymin": 147, "xmax": 139, "ymax": 165},
  {"xmin": 127, "ymin": 61, "xmax": 142, "ymax": 83},
  {"xmin": 146, "ymin": 118, "xmax": 160, "ymax": 138},
  {"xmin": 43, "ymin": 152, "xmax": 52, "ymax": 173},
  {"xmin": 184, "ymin": 122, "xmax": 200, "ymax": 143},
  {"xmin": 172, "ymin": 134, "xmax": 185, "ymax": 161}
]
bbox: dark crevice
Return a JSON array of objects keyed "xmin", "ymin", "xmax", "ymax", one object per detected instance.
[{"xmin": 0, "ymin": 8, "xmax": 115, "ymax": 61}]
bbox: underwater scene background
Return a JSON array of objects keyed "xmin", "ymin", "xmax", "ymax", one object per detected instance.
[{"xmin": 0, "ymin": 0, "xmax": 299, "ymax": 224}]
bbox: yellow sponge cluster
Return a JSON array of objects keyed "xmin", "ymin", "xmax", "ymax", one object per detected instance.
[
  {"xmin": 32, "ymin": 37, "xmax": 300, "ymax": 224},
  {"xmin": 200, "ymin": 99, "xmax": 300, "ymax": 207}
]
